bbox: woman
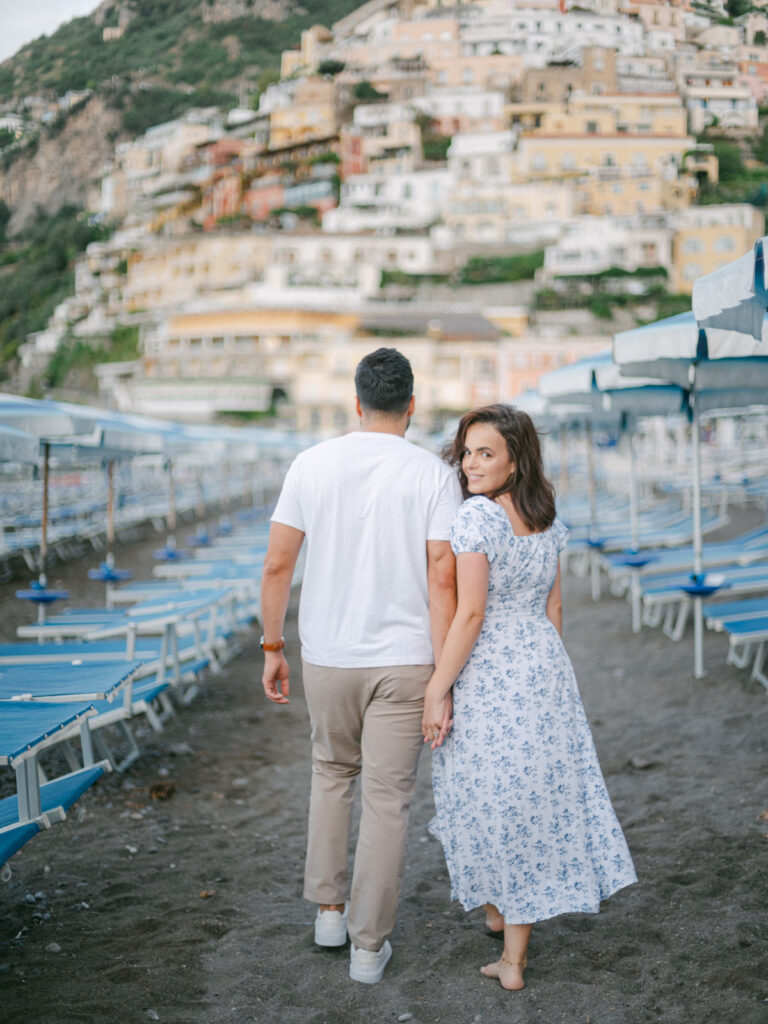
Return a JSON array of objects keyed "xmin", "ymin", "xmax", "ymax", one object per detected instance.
[{"xmin": 422, "ymin": 404, "xmax": 636, "ymax": 991}]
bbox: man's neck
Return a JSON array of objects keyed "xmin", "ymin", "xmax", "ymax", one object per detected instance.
[{"xmin": 360, "ymin": 415, "xmax": 407, "ymax": 437}]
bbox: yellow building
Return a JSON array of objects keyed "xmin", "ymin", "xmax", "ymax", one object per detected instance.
[
  {"xmin": 121, "ymin": 302, "xmax": 612, "ymax": 432},
  {"xmin": 280, "ymin": 24, "xmax": 334, "ymax": 77},
  {"xmin": 269, "ymin": 77, "xmax": 338, "ymax": 149},
  {"xmin": 123, "ymin": 236, "xmax": 273, "ymax": 313},
  {"xmin": 513, "ymin": 132, "xmax": 692, "ymax": 182},
  {"xmin": 445, "ymin": 182, "xmax": 573, "ymax": 242},
  {"xmin": 671, "ymin": 205, "xmax": 765, "ymax": 294}
]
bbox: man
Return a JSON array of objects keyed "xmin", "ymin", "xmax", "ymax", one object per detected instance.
[{"xmin": 261, "ymin": 348, "xmax": 461, "ymax": 984}]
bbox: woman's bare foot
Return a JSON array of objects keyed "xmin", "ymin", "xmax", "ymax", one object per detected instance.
[
  {"xmin": 480, "ymin": 955, "xmax": 526, "ymax": 991},
  {"xmin": 483, "ymin": 903, "xmax": 504, "ymax": 933}
]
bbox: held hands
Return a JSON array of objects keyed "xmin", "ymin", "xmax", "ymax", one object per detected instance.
[
  {"xmin": 262, "ymin": 651, "xmax": 290, "ymax": 704},
  {"xmin": 422, "ymin": 684, "xmax": 453, "ymax": 750}
]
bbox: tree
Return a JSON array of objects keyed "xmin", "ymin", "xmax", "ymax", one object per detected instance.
[
  {"xmin": 725, "ymin": 0, "xmax": 751, "ymax": 16},
  {"xmin": 713, "ymin": 140, "xmax": 746, "ymax": 181},
  {"xmin": 755, "ymin": 30, "xmax": 767, "ymax": 45},
  {"xmin": 0, "ymin": 199, "xmax": 10, "ymax": 242},
  {"xmin": 318, "ymin": 59, "xmax": 345, "ymax": 76},
  {"xmin": 353, "ymin": 80, "xmax": 387, "ymax": 103}
]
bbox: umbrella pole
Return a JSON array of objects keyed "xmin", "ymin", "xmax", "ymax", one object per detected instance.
[
  {"xmin": 627, "ymin": 429, "xmax": 643, "ymax": 633},
  {"xmin": 559, "ymin": 427, "xmax": 568, "ymax": 490},
  {"xmin": 586, "ymin": 423, "xmax": 600, "ymax": 601},
  {"xmin": 691, "ymin": 410, "xmax": 705, "ymax": 679},
  {"xmin": 40, "ymin": 441, "xmax": 49, "ymax": 589},
  {"xmin": 196, "ymin": 466, "xmax": 205, "ymax": 523},
  {"xmin": 106, "ymin": 460, "xmax": 115, "ymax": 568},
  {"xmin": 167, "ymin": 458, "xmax": 177, "ymax": 552}
]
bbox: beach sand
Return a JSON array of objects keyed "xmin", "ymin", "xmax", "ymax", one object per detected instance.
[{"xmin": 0, "ymin": 511, "xmax": 766, "ymax": 1024}]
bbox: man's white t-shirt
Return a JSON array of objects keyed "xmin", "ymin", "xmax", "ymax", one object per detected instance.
[{"xmin": 271, "ymin": 430, "xmax": 462, "ymax": 668}]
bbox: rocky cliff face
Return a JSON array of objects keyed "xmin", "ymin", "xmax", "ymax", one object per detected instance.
[{"xmin": 0, "ymin": 97, "xmax": 122, "ymax": 235}]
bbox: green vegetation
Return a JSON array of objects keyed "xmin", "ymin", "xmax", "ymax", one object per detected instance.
[
  {"xmin": 710, "ymin": 140, "xmax": 746, "ymax": 181},
  {"xmin": 249, "ymin": 67, "xmax": 281, "ymax": 111},
  {"xmin": 0, "ymin": 206, "xmax": 111, "ymax": 373},
  {"xmin": 415, "ymin": 111, "xmax": 452, "ymax": 163},
  {"xmin": 317, "ymin": 59, "xmax": 346, "ymax": 76},
  {"xmin": 0, "ymin": 201, "xmax": 10, "ymax": 243},
  {"xmin": 353, "ymin": 80, "xmax": 388, "ymax": 103},
  {"xmin": 44, "ymin": 324, "xmax": 139, "ymax": 389},
  {"xmin": 307, "ymin": 151, "xmax": 340, "ymax": 165},
  {"xmin": 459, "ymin": 251, "xmax": 545, "ymax": 285},
  {"xmin": 0, "ymin": 0, "xmax": 366, "ymax": 126},
  {"xmin": 535, "ymin": 278, "xmax": 690, "ymax": 323},
  {"xmin": 379, "ymin": 269, "xmax": 451, "ymax": 288},
  {"xmin": 724, "ymin": 0, "xmax": 751, "ymax": 17},
  {"xmin": 697, "ymin": 169, "xmax": 768, "ymax": 207}
]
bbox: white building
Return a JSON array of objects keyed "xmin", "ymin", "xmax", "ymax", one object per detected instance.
[
  {"xmin": 446, "ymin": 130, "xmax": 518, "ymax": 185},
  {"xmin": 323, "ymin": 167, "xmax": 453, "ymax": 232},
  {"xmin": 543, "ymin": 215, "xmax": 672, "ymax": 278},
  {"xmin": 410, "ymin": 88, "xmax": 506, "ymax": 129},
  {"xmin": 685, "ymin": 84, "xmax": 758, "ymax": 132},
  {"xmin": 459, "ymin": 8, "xmax": 644, "ymax": 66}
]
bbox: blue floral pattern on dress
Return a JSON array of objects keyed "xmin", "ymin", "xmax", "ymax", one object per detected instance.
[{"xmin": 430, "ymin": 496, "xmax": 637, "ymax": 923}]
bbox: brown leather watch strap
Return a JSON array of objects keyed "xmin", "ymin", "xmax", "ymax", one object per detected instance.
[{"xmin": 260, "ymin": 636, "xmax": 285, "ymax": 652}]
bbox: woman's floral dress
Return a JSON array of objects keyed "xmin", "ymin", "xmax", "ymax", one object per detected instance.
[{"xmin": 430, "ymin": 496, "xmax": 637, "ymax": 923}]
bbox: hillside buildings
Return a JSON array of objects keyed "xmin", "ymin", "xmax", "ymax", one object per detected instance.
[{"xmin": 13, "ymin": 0, "xmax": 767, "ymax": 429}]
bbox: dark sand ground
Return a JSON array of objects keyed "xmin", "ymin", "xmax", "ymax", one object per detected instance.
[{"xmin": 0, "ymin": 509, "xmax": 766, "ymax": 1024}]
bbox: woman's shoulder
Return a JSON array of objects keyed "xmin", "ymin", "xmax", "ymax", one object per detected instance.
[{"xmin": 454, "ymin": 495, "xmax": 494, "ymax": 522}]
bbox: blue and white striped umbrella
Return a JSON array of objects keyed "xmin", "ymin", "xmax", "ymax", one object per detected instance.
[{"xmin": 614, "ymin": 309, "xmax": 768, "ymax": 677}]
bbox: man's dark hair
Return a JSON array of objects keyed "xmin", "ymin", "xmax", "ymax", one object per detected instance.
[{"xmin": 355, "ymin": 348, "xmax": 414, "ymax": 415}]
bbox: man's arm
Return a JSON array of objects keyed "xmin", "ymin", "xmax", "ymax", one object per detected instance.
[
  {"xmin": 260, "ymin": 522, "xmax": 305, "ymax": 704},
  {"xmin": 427, "ymin": 539, "xmax": 457, "ymax": 741},
  {"xmin": 427, "ymin": 539, "xmax": 457, "ymax": 664}
]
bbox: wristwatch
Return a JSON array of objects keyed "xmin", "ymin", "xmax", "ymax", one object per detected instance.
[{"xmin": 260, "ymin": 636, "xmax": 285, "ymax": 652}]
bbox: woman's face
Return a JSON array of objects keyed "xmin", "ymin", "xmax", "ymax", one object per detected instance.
[{"xmin": 461, "ymin": 422, "xmax": 515, "ymax": 496}]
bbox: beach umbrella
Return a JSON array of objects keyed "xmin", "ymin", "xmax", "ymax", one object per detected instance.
[
  {"xmin": 0, "ymin": 395, "xmax": 96, "ymax": 585},
  {"xmin": 0, "ymin": 423, "xmax": 39, "ymax": 465},
  {"xmin": 692, "ymin": 236, "xmax": 768, "ymax": 341},
  {"xmin": 614, "ymin": 310, "xmax": 768, "ymax": 677},
  {"xmin": 540, "ymin": 352, "xmax": 686, "ymax": 603},
  {"xmin": 45, "ymin": 404, "xmax": 184, "ymax": 583}
]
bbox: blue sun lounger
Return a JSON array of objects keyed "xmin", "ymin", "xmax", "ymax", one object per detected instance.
[
  {"xmin": 0, "ymin": 701, "xmax": 110, "ymax": 865},
  {"xmin": 711, "ymin": 614, "xmax": 768, "ymax": 691},
  {"xmin": 704, "ymin": 595, "xmax": 768, "ymax": 630},
  {"xmin": 641, "ymin": 564, "xmax": 768, "ymax": 640},
  {"xmin": 0, "ymin": 661, "xmax": 143, "ymax": 772}
]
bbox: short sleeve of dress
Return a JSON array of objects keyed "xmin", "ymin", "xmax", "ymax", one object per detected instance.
[
  {"xmin": 552, "ymin": 517, "xmax": 569, "ymax": 554},
  {"xmin": 450, "ymin": 498, "xmax": 496, "ymax": 561}
]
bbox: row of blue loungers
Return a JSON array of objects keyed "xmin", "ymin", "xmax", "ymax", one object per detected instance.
[
  {"xmin": 559, "ymin": 483, "xmax": 768, "ymax": 688},
  {"xmin": 0, "ymin": 518, "xmax": 276, "ymax": 868}
]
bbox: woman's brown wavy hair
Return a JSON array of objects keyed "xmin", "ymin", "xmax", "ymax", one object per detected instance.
[{"xmin": 447, "ymin": 404, "xmax": 556, "ymax": 533}]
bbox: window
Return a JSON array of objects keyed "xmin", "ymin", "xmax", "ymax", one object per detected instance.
[
  {"xmin": 714, "ymin": 236, "xmax": 735, "ymax": 252},
  {"xmin": 533, "ymin": 153, "xmax": 547, "ymax": 170},
  {"xmin": 683, "ymin": 238, "xmax": 704, "ymax": 254}
]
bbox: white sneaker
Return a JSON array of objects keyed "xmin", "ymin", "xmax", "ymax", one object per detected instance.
[
  {"xmin": 349, "ymin": 940, "xmax": 392, "ymax": 984},
  {"xmin": 314, "ymin": 905, "xmax": 348, "ymax": 947}
]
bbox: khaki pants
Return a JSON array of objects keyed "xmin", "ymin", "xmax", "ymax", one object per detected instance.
[{"xmin": 301, "ymin": 660, "xmax": 432, "ymax": 951}]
